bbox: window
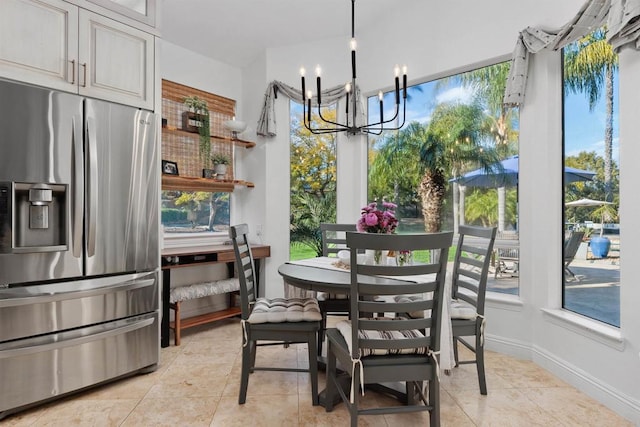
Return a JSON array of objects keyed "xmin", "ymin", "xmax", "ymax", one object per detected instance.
[
  {"xmin": 562, "ymin": 28, "xmax": 620, "ymax": 326},
  {"xmin": 160, "ymin": 79, "xmax": 235, "ymax": 242},
  {"xmin": 289, "ymin": 101, "xmax": 337, "ymax": 260},
  {"xmin": 366, "ymin": 61, "xmax": 520, "ymax": 294},
  {"xmin": 161, "ymin": 190, "xmax": 230, "ymax": 235}
]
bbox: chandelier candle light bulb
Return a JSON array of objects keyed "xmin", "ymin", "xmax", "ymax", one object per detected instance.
[{"xmin": 300, "ymin": 67, "xmax": 306, "ymax": 101}]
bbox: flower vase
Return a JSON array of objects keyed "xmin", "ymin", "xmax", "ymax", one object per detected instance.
[
  {"xmin": 371, "ymin": 249, "xmax": 388, "ymax": 265},
  {"xmin": 396, "ymin": 251, "xmax": 413, "ymax": 266}
]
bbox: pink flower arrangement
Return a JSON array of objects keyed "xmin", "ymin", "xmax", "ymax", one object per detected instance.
[{"xmin": 357, "ymin": 202, "xmax": 398, "ymax": 234}]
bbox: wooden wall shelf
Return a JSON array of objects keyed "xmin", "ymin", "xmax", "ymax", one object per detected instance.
[
  {"xmin": 162, "ymin": 175, "xmax": 254, "ymax": 192},
  {"xmin": 163, "ymin": 127, "xmax": 255, "ymax": 148}
]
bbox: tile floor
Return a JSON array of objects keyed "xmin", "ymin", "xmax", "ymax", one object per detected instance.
[{"xmin": 3, "ymin": 317, "xmax": 633, "ymax": 426}]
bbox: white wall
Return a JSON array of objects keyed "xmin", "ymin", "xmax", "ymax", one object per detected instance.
[
  {"xmin": 158, "ymin": 40, "xmax": 245, "ymax": 315},
  {"xmin": 240, "ymin": 0, "xmax": 640, "ymax": 422},
  {"xmin": 160, "ymin": 40, "xmax": 242, "ymax": 101}
]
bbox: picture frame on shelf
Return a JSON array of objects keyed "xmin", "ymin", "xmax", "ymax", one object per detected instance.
[
  {"xmin": 202, "ymin": 168, "xmax": 216, "ymax": 179},
  {"xmin": 162, "ymin": 160, "xmax": 179, "ymax": 175}
]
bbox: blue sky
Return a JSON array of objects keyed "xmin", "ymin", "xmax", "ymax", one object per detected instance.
[
  {"xmin": 564, "ymin": 79, "xmax": 619, "ymax": 164},
  {"xmin": 366, "ymin": 68, "xmax": 619, "ymax": 166}
]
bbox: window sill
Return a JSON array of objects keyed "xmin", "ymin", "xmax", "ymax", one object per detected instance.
[
  {"xmin": 162, "ymin": 231, "xmax": 229, "ymax": 250},
  {"xmin": 541, "ymin": 308, "xmax": 625, "ymax": 351},
  {"xmin": 486, "ymin": 292, "xmax": 523, "ymax": 311}
]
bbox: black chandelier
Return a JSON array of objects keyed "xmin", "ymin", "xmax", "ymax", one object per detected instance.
[{"xmin": 299, "ymin": 0, "xmax": 408, "ymax": 136}]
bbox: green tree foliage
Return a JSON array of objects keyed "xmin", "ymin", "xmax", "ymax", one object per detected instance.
[
  {"xmin": 289, "ymin": 191, "xmax": 337, "ymax": 257},
  {"xmin": 440, "ymin": 62, "xmax": 519, "ymax": 156},
  {"xmin": 368, "ymin": 129, "xmax": 422, "ymax": 218},
  {"xmin": 564, "ymin": 28, "xmax": 618, "ymax": 201},
  {"xmin": 465, "ymin": 188, "xmax": 517, "ymax": 228},
  {"xmin": 173, "ymin": 191, "xmax": 229, "ymax": 230},
  {"xmin": 384, "ymin": 103, "xmax": 502, "ymax": 232},
  {"xmin": 289, "ymin": 104, "xmax": 337, "ymax": 255},
  {"xmin": 565, "ymin": 151, "xmax": 619, "ymax": 224},
  {"xmin": 290, "ymin": 108, "xmax": 337, "ymax": 197}
]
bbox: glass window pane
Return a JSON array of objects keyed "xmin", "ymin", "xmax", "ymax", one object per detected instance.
[
  {"xmin": 289, "ymin": 101, "xmax": 337, "ymax": 260},
  {"xmin": 562, "ymin": 27, "xmax": 620, "ymax": 326},
  {"xmin": 161, "ymin": 190, "xmax": 230, "ymax": 234},
  {"xmin": 366, "ymin": 61, "xmax": 520, "ymax": 295}
]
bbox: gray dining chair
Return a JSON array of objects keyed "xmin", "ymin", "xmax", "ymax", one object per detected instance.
[
  {"xmin": 450, "ymin": 225, "xmax": 497, "ymax": 395},
  {"xmin": 324, "ymin": 231, "xmax": 453, "ymax": 427},
  {"xmin": 317, "ymin": 223, "xmax": 356, "ymax": 355},
  {"xmin": 229, "ymin": 224, "xmax": 322, "ymax": 405}
]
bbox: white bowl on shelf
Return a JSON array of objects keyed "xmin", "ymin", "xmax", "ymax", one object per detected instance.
[{"xmin": 223, "ymin": 119, "xmax": 247, "ymax": 134}]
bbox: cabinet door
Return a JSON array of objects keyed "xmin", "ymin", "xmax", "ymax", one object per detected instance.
[
  {"xmin": 86, "ymin": 0, "xmax": 156, "ymax": 28},
  {"xmin": 78, "ymin": 10, "xmax": 154, "ymax": 109},
  {"xmin": 0, "ymin": 0, "xmax": 78, "ymax": 92}
]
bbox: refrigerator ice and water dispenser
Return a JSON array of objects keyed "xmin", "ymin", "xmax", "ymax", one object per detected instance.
[{"xmin": 0, "ymin": 182, "xmax": 68, "ymax": 253}]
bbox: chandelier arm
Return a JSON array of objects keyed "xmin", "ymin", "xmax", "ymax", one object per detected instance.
[
  {"xmin": 361, "ymin": 99, "xmax": 407, "ymax": 133},
  {"xmin": 362, "ymin": 128, "xmax": 383, "ymax": 136},
  {"xmin": 303, "ymin": 103, "xmax": 348, "ymax": 134},
  {"xmin": 362, "ymin": 97, "xmax": 406, "ymax": 129},
  {"xmin": 317, "ymin": 103, "xmax": 349, "ymax": 129}
]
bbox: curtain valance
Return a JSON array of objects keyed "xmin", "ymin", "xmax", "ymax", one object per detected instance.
[
  {"xmin": 257, "ymin": 80, "xmax": 360, "ymax": 137},
  {"xmin": 504, "ymin": 0, "xmax": 640, "ymax": 107}
]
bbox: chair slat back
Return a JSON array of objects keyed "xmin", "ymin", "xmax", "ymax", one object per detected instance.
[
  {"xmin": 346, "ymin": 231, "xmax": 453, "ymax": 359},
  {"xmin": 320, "ymin": 223, "xmax": 357, "ymax": 256},
  {"xmin": 451, "ymin": 225, "xmax": 497, "ymax": 315},
  {"xmin": 564, "ymin": 231, "xmax": 584, "ymax": 262},
  {"xmin": 229, "ymin": 224, "xmax": 256, "ymax": 320}
]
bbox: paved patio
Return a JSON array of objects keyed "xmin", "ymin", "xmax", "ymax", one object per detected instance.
[{"xmin": 486, "ymin": 257, "xmax": 620, "ymax": 327}]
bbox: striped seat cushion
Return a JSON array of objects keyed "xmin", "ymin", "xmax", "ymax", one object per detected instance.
[
  {"xmin": 336, "ymin": 319, "xmax": 428, "ymax": 357},
  {"xmin": 317, "ymin": 292, "xmax": 348, "ymax": 301},
  {"xmin": 248, "ymin": 297, "xmax": 322, "ymax": 324},
  {"xmin": 170, "ymin": 278, "xmax": 240, "ymax": 303}
]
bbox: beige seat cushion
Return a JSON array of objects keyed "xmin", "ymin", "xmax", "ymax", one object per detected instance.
[
  {"xmin": 393, "ymin": 294, "xmax": 431, "ymax": 319},
  {"xmin": 450, "ymin": 299, "xmax": 477, "ymax": 320},
  {"xmin": 248, "ymin": 297, "xmax": 322, "ymax": 324}
]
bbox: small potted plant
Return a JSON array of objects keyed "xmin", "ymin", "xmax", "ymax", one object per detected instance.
[{"xmin": 211, "ymin": 153, "xmax": 230, "ymax": 179}]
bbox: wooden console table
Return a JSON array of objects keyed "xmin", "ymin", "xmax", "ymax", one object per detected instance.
[{"xmin": 160, "ymin": 244, "xmax": 270, "ymax": 347}]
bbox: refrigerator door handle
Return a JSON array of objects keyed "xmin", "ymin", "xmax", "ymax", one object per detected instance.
[
  {"xmin": 0, "ymin": 277, "xmax": 155, "ymax": 308},
  {"xmin": 0, "ymin": 316, "xmax": 154, "ymax": 359},
  {"xmin": 72, "ymin": 115, "xmax": 84, "ymax": 258},
  {"xmin": 86, "ymin": 116, "xmax": 98, "ymax": 257}
]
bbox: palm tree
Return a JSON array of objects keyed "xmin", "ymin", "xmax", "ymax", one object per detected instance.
[
  {"xmin": 289, "ymin": 191, "xmax": 337, "ymax": 256},
  {"xmin": 443, "ymin": 62, "xmax": 519, "ymax": 231},
  {"xmin": 564, "ymin": 27, "xmax": 618, "ymax": 202},
  {"xmin": 459, "ymin": 65, "xmax": 518, "ymax": 147},
  {"xmin": 401, "ymin": 103, "xmax": 502, "ymax": 232},
  {"xmin": 368, "ymin": 127, "xmax": 423, "ymax": 213}
]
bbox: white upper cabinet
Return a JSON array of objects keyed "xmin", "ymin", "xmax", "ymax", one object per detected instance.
[
  {"xmin": 78, "ymin": 10, "xmax": 154, "ymax": 109},
  {"xmin": 0, "ymin": 0, "xmax": 154, "ymax": 110},
  {"xmin": 0, "ymin": 0, "xmax": 78, "ymax": 92},
  {"xmin": 85, "ymin": 0, "xmax": 155, "ymax": 27}
]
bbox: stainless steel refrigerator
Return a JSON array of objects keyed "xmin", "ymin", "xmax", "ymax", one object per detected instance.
[{"xmin": 0, "ymin": 79, "xmax": 159, "ymax": 418}]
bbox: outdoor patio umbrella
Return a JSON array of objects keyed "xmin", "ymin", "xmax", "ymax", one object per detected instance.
[
  {"xmin": 565, "ymin": 198, "xmax": 612, "ymax": 207},
  {"xmin": 452, "ymin": 155, "xmax": 595, "ymax": 187}
]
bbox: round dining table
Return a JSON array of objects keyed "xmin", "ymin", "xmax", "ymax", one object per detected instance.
[
  {"xmin": 278, "ymin": 257, "xmax": 455, "ymax": 372},
  {"xmin": 277, "ymin": 262, "xmax": 410, "ymax": 294}
]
